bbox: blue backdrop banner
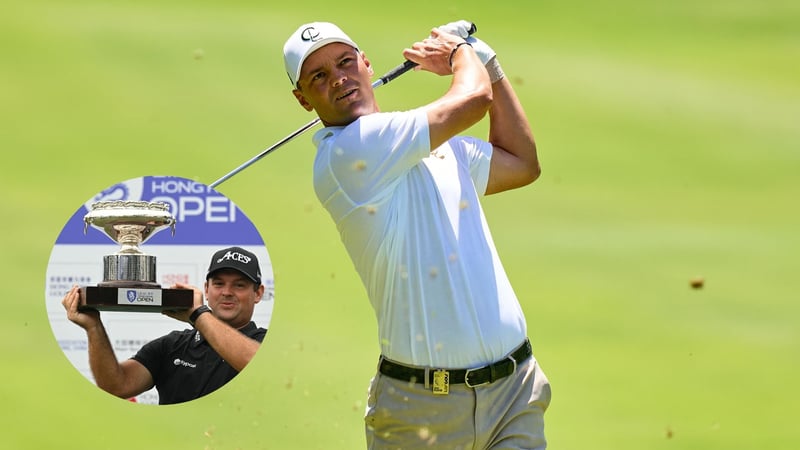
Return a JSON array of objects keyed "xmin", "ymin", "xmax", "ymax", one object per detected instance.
[{"xmin": 55, "ymin": 176, "xmax": 263, "ymax": 245}]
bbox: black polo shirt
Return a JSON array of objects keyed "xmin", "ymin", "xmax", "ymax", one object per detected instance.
[{"xmin": 131, "ymin": 321, "xmax": 266, "ymax": 405}]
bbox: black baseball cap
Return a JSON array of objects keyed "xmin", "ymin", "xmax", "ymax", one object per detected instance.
[{"xmin": 206, "ymin": 246, "xmax": 262, "ymax": 285}]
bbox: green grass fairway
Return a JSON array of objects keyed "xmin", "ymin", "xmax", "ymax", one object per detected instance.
[{"xmin": 3, "ymin": 0, "xmax": 799, "ymax": 448}]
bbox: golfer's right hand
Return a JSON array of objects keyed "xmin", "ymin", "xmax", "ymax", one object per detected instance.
[
  {"xmin": 404, "ymin": 28, "xmax": 466, "ymax": 76},
  {"xmin": 62, "ymin": 285, "xmax": 101, "ymax": 330}
]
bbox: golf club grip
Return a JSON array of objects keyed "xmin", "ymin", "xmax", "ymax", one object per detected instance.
[{"xmin": 375, "ymin": 60, "xmax": 417, "ymax": 87}]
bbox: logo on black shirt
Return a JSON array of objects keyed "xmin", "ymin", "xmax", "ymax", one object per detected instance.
[{"xmin": 173, "ymin": 358, "xmax": 197, "ymax": 368}]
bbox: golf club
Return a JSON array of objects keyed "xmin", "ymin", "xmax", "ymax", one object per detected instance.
[{"xmin": 209, "ymin": 22, "xmax": 477, "ymax": 189}]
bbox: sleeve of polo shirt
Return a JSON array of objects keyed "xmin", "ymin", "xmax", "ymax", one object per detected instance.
[
  {"xmin": 251, "ymin": 327, "xmax": 267, "ymax": 342},
  {"xmin": 452, "ymin": 136, "xmax": 493, "ymax": 196},
  {"xmin": 130, "ymin": 333, "xmax": 171, "ymax": 381},
  {"xmin": 328, "ymin": 109, "xmax": 430, "ymax": 203}
]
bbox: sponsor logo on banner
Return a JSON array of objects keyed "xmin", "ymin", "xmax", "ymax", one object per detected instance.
[
  {"xmin": 118, "ymin": 289, "xmax": 163, "ymax": 306},
  {"xmin": 57, "ymin": 176, "xmax": 263, "ymax": 245}
]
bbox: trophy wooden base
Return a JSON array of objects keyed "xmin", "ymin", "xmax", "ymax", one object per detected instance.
[{"xmin": 79, "ymin": 286, "xmax": 194, "ymax": 312}]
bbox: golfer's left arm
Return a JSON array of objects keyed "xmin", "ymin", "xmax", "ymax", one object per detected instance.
[
  {"xmin": 485, "ymin": 71, "xmax": 541, "ymax": 195},
  {"xmin": 192, "ymin": 313, "xmax": 261, "ymax": 372}
]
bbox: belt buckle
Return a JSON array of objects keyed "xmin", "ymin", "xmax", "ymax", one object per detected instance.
[{"xmin": 507, "ymin": 354, "xmax": 518, "ymax": 377}]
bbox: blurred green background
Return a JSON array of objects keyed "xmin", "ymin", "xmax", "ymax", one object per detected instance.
[{"xmin": 3, "ymin": 0, "xmax": 798, "ymax": 448}]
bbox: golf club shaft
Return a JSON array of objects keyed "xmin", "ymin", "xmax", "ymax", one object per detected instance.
[
  {"xmin": 210, "ymin": 24, "xmax": 476, "ymax": 189},
  {"xmin": 209, "ymin": 118, "xmax": 320, "ymax": 188}
]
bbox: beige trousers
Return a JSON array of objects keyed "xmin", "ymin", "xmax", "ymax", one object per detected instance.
[{"xmin": 365, "ymin": 356, "xmax": 551, "ymax": 450}]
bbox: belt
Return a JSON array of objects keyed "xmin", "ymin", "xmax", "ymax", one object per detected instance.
[{"xmin": 378, "ymin": 339, "xmax": 532, "ymax": 389}]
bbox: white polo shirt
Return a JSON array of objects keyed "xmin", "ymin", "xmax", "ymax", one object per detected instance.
[{"xmin": 312, "ymin": 108, "xmax": 527, "ymax": 368}]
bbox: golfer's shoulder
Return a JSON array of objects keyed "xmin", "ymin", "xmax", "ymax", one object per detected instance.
[
  {"xmin": 161, "ymin": 328, "xmax": 195, "ymax": 344},
  {"xmin": 351, "ymin": 110, "xmax": 424, "ymax": 133},
  {"xmin": 135, "ymin": 328, "xmax": 191, "ymax": 354},
  {"xmin": 313, "ymin": 110, "xmax": 426, "ymax": 161}
]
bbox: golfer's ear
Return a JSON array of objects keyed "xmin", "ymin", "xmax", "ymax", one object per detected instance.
[
  {"xmin": 361, "ymin": 51, "xmax": 374, "ymax": 76},
  {"xmin": 292, "ymin": 89, "xmax": 314, "ymax": 112}
]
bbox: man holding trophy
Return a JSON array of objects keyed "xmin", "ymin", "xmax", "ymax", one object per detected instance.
[{"xmin": 61, "ymin": 245, "xmax": 267, "ymax": 404}]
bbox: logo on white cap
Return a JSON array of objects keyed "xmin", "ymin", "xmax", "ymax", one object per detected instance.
[{"xmin": 301, "ymin": 27, "xmax": 321, "ymax": 42}]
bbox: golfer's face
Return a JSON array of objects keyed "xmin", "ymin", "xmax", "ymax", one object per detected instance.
[
  {"xmin": 205, "ymin": 270, "xmax": 263, "ymax": 329},
  {"xmin": 294, "ymin": 43, "xmax": 376, "ymax": 126}
]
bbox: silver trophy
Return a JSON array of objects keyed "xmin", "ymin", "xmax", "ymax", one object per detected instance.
[{"xmin": 79, "ymin": 200, "xmax": 193, "ymax": 312}]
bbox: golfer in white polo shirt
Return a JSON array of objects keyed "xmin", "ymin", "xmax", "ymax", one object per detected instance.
[{"xmin": 283, "ymin": 20, "xmax": 551, "ymax": 449}]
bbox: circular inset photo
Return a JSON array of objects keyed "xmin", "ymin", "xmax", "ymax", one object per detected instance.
[{"xmin": 44, "ymin": 176, "xmax": 274, "ymax": 405}]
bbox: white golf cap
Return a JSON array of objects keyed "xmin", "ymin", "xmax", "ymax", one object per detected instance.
[{"xmin": 283, "ymin": 22, "xmax": 359, "ymax": 86}]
